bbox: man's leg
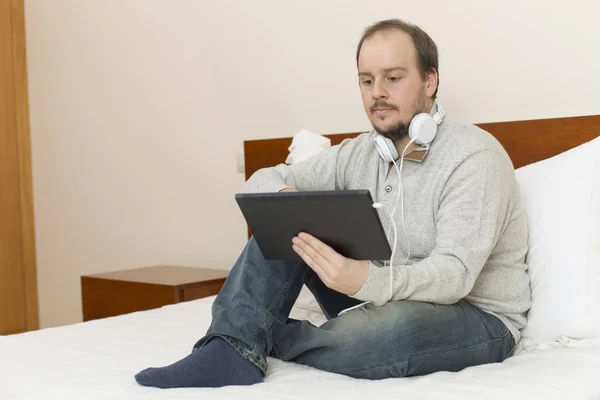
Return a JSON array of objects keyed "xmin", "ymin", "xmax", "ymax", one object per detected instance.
[
  {"xmin": 135, "ymin": 236, "xmax": 312, "ymax": 388},
  {"xmin": 270, "ymin": 299, "xmax": 515, "ymax": 379}
]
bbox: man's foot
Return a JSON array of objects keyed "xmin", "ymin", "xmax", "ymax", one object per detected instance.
[{"xmin": 134, "ymin": 337, "xmax": 262, "ymax": 388}]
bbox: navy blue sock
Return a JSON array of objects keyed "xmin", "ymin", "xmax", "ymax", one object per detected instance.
[{"xmin": 135, "ymin": 337, "xmax": 263, "ymax": 389}]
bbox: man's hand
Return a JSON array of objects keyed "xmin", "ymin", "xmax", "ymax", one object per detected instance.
[{"xmin": 292, "ymin": 232, "xmax": 369, "ymax": 295}]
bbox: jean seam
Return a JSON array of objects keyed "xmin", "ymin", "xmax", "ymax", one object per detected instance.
[
  {"xmin": 340, "ymin": 329, "xmax": 512, "ymax": 377},
  {"xmin": 341, "ymin": 360, "xmax": 409, "ymax": 377},
  {"xmin": 249, "ymin": 260, "xmax": 304, "ymax": 363},
  {"xmin": 411, "ymin": 328, "xmax": 512, "ymax": 360},
  {"xmin": 270, "ymin": 260, "xmax": 304, "ymax": 315}
]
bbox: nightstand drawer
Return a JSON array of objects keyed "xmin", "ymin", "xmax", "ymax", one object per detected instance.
[
  {"xmin": 81, "ymin": 277, "xmax": 177, "ymax": 319},
  {"xmin": 81, "ymin": 266, "xmax": 229, "ymax": 321},
  {"xmin": 183, "ymin": 279, "xmax": 226, "ymax": 301}
]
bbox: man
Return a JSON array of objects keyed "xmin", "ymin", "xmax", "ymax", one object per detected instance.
[{"xmin": 135, "ymin": 18, "xmax": 531, "ymax": 388}]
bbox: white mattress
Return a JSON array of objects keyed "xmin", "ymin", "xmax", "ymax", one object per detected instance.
[{"xmin": 2, "ymin": 296, "xmax": 600, "ymax": 400}]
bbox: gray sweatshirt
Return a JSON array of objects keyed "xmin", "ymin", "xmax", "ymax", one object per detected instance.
[{"xmin": 241, "ymin": 115, "xmax": 532, "ymax": 343}]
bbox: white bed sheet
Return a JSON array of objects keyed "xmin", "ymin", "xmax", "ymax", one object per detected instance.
[{"xmin": 2, "ymin": 296, "xmax": 600, "ymax": 400}]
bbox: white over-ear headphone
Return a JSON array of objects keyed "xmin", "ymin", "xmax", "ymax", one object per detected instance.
[{"xmin": 373, "ymin": 101, "xmax": 445, "ymax": 162}]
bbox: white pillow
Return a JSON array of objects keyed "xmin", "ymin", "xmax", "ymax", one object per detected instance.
[
  {"xmin": 285, "ymin": 129, "xmax": 331, "ymax": 165},
  {"xmin": 292, "ymin": 285, "xmax": 323, "ymax": 314},
  {"xmin": 290, "ymin": 286, "xmax": 328, "ymax": 327},
  {"xmin": 515, "ymin": 135, "xmax": 600, "ymax": 348}
]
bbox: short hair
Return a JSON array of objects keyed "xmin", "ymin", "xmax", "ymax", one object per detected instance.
[{"xmin": 356, "ymin": 19, "xmax": 440, "ymax": 98}]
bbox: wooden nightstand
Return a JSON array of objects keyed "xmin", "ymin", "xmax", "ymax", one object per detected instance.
[{"xmin": 81, "ymin": 266, "xmax": 228, "ymax": 321}]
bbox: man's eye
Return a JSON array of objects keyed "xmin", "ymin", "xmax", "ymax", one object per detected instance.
[
  {"xmin": 388, "ymin": 76, "xmax": 401, "ymax": 82},
  {"xmin": 362, "ymin": 79, "xmax": 373, "ymax": 86}
]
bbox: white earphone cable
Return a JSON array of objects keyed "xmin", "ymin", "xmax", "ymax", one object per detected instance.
[{"xmin": 385, "ymin": 138, "xmax": 415, "ymax": 302}]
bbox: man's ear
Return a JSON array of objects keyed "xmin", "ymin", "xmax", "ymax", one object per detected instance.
[{"xmin": 425, "ymin": 68, "xmax": 438, "ymax": 98}]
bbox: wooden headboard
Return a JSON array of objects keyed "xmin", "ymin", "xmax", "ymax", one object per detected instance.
[{"xmin": 244, "ymin": 114, "xmax": 600, "ymax": 180}]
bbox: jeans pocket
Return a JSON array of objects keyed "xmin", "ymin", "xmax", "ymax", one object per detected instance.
[{"xmin": 463, "ymin": 302, "xmax": 509, "ymax": 339}]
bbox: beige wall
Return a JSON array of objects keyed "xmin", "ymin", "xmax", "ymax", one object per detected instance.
[{"xmin": 25, "ymin": 0, "xmax": 600, "ymax": 328}]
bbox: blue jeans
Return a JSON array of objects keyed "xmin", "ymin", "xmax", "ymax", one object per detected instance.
[{"xmin": 193, "ymin": 237, "xmax": 515, "ymax": 379}]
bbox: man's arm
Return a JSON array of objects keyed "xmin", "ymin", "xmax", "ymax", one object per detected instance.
[
  {"xmin": 351, "ymin": 150, "xmax": 514, "ymax": 306},
  {"xmin": 240, "ymin": 138, "xmax": 355, "ymax": 193}
]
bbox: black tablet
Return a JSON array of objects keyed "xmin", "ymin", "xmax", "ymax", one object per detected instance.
[{"xmin": 235, "ymin": 190, "xmax": 391, "ymax": 261}]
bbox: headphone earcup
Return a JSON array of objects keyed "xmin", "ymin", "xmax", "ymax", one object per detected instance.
[
  {"xmin": 373, "ymin": 135, "xmax": 399, "ymax": 162},
  {"xmin": 409, "ymin": 113, "xmax": 438, "ymax": 145}
]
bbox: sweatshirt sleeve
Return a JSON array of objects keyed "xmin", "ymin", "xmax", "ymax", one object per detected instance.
[
  {"xmin": 240, "ymin": 138, "xmax": 355, "ymax": 193},
  {"xmin": 351, "ymin": 150, "xmax": 512, "ymax": 306}
]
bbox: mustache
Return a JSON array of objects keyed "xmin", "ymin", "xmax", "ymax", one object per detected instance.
[{"xmin": 371, "ymin": 101, "xmax": 397, "ymax": 112}]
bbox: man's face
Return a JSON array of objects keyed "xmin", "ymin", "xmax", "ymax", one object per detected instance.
[{"xmin": 358, "ymin": 29, "xmax": 437, "ymax": 142}]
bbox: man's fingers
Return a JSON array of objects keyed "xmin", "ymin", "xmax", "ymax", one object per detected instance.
[
  {"xmin": 293, "ymin": 236, "xmax": 329, "ymax": 269},
  {"xmin": 293, "ymin": 244, "xmax": 328, "ymax": 281},
  {"xmin": 297, "ymin": 232, "xmax": 337, "ymax": 264}
]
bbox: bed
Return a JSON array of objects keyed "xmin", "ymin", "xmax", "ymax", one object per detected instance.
[
  {"xmin": 2, "ymin": 113, "xmax": 600, "ymax": 399},
  {"xmin": 2, "ymin": 296, "xmax": 600, "ymax": 400}
]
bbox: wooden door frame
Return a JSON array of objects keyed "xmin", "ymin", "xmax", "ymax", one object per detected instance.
[{"xmin": 9, "ymin": 0, "xmax": 39, "ymax": 331}]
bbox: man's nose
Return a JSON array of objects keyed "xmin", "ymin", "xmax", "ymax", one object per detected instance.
[{"xmin": 372, "ymin": 79, "xmax": 388, "ymax": 99}]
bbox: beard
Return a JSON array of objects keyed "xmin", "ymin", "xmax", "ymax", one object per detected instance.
[
  {"xmin": 376, "ymin": 120, "xmax": 411, "ymax": 142},
  {"xmin": 373, "ymin": 88, "xmax": 428, "ymax": 143}
]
